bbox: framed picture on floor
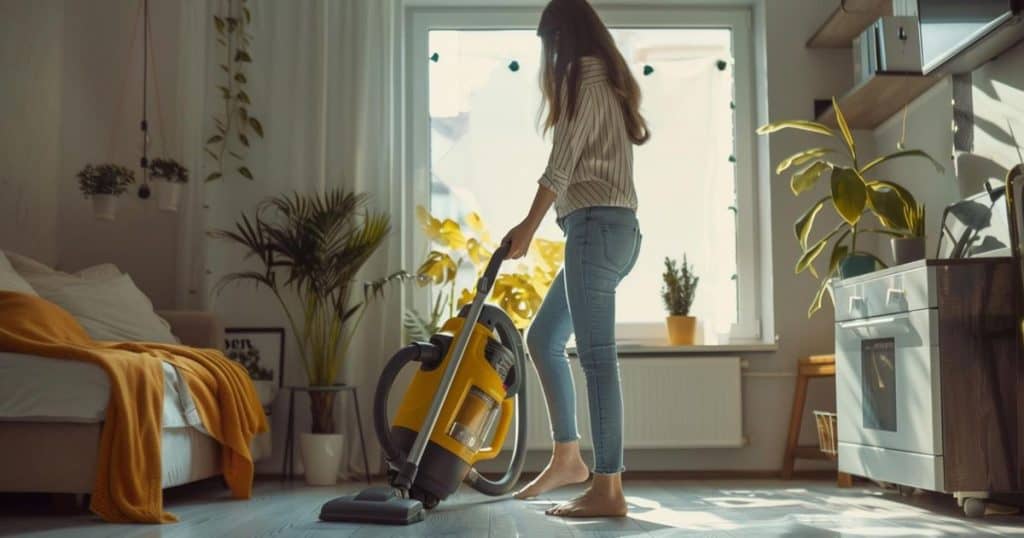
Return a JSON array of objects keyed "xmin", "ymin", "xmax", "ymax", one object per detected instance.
[{"xmin": 224, "ymin": 327, "xmax": 285, "ymax": 410}]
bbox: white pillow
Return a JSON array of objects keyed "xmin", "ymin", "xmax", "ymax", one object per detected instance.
[
  {"xmin": 0, "ymin": 252, "xmax": 38, "ymax": 295},
  {"xmin": 33, "ymin": 274, "xmax": 178, "ymax": 344}
]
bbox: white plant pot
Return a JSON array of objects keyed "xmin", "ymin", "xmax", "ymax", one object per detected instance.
[
  {"xmin": 300, "ymin": 433, "xmax": 344, "ymax": 486},
  {"xmin": 155, "ymin": 181, "xmax": 183, "ymax": 212},
  {"xmin": 252, "ymin": 380, "xmax": 277, "ymax": 408},
  {"xmin": 91, "ymin": 195, "xmax": 118, "ymax": 221}
]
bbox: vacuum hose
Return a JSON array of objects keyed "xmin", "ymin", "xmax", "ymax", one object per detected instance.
[
  {"xmin": 463, "ymin": 310, "xmax": 528, "ymax": 495},
  {"xmin": 373, "ymin": 342, "xmax": 440, "ymax": 465}
]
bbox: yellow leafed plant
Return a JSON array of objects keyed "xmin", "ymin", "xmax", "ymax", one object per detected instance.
[{"xmin": 405, "ymin": 206, "xmax": 564, "ymax": 337}]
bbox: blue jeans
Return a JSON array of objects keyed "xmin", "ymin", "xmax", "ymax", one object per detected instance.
[{"xmin": 526, "ymin": 206, "xmax": 641, "ymax": 474}]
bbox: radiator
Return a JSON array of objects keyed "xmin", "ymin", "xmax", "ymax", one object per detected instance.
[{"xmin": 513, "ymin": 356, "xmax": 744, "ymax": 450}]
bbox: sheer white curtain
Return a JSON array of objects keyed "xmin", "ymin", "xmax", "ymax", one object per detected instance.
[{"xmin": 177, "ymin": 0, "xmax": 400, "ymax": 476}]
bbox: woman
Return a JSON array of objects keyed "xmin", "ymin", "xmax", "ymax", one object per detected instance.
[{"xmin": 503, "ymin": 0, "xmax": 649, "ymax": 518}]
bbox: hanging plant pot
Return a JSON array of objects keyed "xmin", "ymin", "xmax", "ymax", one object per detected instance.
[
  {"xmin": 91, "ymin": 194, "xmax": 119, "ymax": 221},
  {"xmin": 155, "ymin": 180, "xmax": 183, "ymax": 212}
]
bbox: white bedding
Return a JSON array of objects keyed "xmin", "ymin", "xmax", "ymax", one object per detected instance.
[{"xmin": 0, "ymin": 352, "xmax": 201, "ymax": 429}]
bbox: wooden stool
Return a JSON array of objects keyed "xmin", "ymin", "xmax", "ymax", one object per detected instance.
[{"xmin": 781, "ymin": 354, "xmax": 852, "ymax": 487}]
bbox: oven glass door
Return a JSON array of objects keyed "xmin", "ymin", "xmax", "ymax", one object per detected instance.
[{"xmin": 836, "ymin": 308, "xmax": 942, "ymax": 455}]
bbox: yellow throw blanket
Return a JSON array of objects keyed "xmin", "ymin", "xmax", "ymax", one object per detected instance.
[{"xmin": 0, "ymin": 292, "xmax": 268, "ymax": 523}]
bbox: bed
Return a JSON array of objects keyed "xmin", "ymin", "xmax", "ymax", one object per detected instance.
[{"xmin": 0, "ymin": 311, "xmax": 270, "ymax": 495}]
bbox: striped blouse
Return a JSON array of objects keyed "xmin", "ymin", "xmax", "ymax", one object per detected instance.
[{"xmin": 539, "ymin": 56, "xmax": 638, "ymax": 219}]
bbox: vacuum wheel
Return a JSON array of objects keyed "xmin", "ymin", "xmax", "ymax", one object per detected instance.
[{"xmin": 409, "ymin": 487, "xmax": 440, "ymax": 510}]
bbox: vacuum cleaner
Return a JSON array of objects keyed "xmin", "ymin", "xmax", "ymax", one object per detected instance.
[{"xmin": 320, "ymin": 241, "xmax": 528, "ymax": 525}]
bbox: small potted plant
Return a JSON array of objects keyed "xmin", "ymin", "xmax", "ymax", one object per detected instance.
[
  {"xmin": 891, "ymin": 203, "xmax": 926, "ymax": 265},
  {"xmin": 149, "ymin": 158, "xmax": 189, "ymax": 212},
  {"xmin": 77, "ymin": 163, "xmax": 135, "ymax": 220},
  {"xmin": 662, "ymin": 255, "xmax": 699, "ymax": 345}
]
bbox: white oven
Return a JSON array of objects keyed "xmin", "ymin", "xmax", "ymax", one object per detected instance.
[{"xmin": 833, "ymin": 264, "xmax": 947, "ymax": 491}]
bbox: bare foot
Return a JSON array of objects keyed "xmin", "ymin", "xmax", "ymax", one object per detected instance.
[
  {"xmin": 545, "ymin": 486, "xmax": 628, "ymax": 517},
  {"xmin": 546, "ymin": 473, "xmax": 627, "ymax": 518},
  {"xmin": 514, "ymin": 442, "xmax": 590, "ymax": 499}
]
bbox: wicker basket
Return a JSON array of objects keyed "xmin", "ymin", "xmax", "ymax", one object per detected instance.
[{"xmin": 813, "ymin": 411, "xmax": 838, "ymax": 458}]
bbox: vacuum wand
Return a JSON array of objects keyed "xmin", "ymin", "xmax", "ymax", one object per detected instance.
[{"xmin": 392, "ymin": 241, "xmax": 511, "ymax": 491}]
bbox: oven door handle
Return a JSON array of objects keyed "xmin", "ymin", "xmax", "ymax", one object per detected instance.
[{"xmin": 837, "ymin": 314, "xmax": 910, "ymax": 330}]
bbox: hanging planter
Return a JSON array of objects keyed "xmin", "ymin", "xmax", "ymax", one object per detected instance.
[
  {"xmin": 149, "ymin": 157, "xmax": 189, "ymax": 212},
  {"xmin": 77, "ymin": 164, "xmax": 135, "ymax": 221}
]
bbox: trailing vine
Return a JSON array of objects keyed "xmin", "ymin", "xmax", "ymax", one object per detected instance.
[{"xmin": 205, "ymin": 0, "xmax": 263, "ymax": 182}]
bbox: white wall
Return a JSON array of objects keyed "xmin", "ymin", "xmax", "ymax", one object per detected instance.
[
  {"xmin": 970, "ymin": 41, "xmax": 1024, "ymax": 176},
  {"xmin": 0, "ymin": 1, "xmax": 64, "ymax": 265},
  {"xmin": 56, "ymin": 0, "xmax": 183, "ymax": 308}
]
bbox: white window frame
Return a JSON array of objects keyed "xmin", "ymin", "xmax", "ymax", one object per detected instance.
[{"xmin": 398, "ymin": 3, "xmax": 763, "ymax": 344}]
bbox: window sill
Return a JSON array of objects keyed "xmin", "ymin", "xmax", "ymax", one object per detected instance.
[{"xmin": 568, "ymin": 341, "xmax": 779, "ymax": 358}]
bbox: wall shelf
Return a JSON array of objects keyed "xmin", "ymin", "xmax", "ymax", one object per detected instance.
[
  {"xmin": 817, "ymin": 73, "xmax": 940, "ymax": 129},
  {"xmin": 807, "ymin": 0, "xmax": 892, "ymax": 49}
]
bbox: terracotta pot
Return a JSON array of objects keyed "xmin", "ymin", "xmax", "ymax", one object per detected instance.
[
  {"xmin": 300, "ymin": 433, "xmax": 344, "ymax": 486},
  {"xmin": 891, "ymin": 237, "xmax": 925, "ymax": 265},
  {"xmin": 155, "ymin": 180, "xmax": 182, "ymax": 212},
  {"xmin": 666, "ymin": 315, "xmax": 697, "ymax": 345},
  {"xmin": 91, "ymin": 194, "xmax": 118, "ymax": 221}
]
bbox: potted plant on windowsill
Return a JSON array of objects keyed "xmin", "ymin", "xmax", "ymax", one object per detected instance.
[
  {"xmin": 214, "ymin": 189, "xmax": 406, "ymax": 485},
  {"xmin": 662, "ymin": 255, "xmax": 699, "ymax": 345},
  {"xmin": 757, "ymin": 97, "xmax": 944, "ymax": 317},
  {"xmin": 891, "ymin": 203, "xmax": 926, "ymax": 265},
  {"xmin": 77, "ymin": 164, "xmax": 135, "ymax": 221},
  {"xmin": 148, "ymin": 158, "xmax": 189, "ymax": 212}
]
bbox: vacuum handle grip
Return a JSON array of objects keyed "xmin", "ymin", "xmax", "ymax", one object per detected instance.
[
  {"xmin": 478, "ymin": 240, "xmax": 511, "ymax": 295},
  {"xmin": 476, "ymin": 397, "xmax": 515, "ymax": 461}
]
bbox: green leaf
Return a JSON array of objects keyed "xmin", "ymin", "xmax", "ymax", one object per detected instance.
[
  {"xmin": 214, "ymin": 16, "xmax": 225, "ymax": 33},
  {"xmin": 238, "ymin": 166, "xmax": 253, "ymax": 180},
  {"xmin": 205, "ymin": 172, "xmax": 223, "ymax": 183},
  {"xmin": 777, "ymin": 148, "xmax": 835, "ymax": 174},
  {"xmin": 217, "ymin": 38, "xmax": 227, "ymax": 47},
  {"xmin": 239, "ymin": 133, "xmax": 250, "ymax": 147},
  {"xmin": 206, "ymin": 135, "xmax": 223, "ymax": 144},
  {"xmin": 829, "ymin": 244, "xmax": 850, "ymax": 275},
  {"xmin": 794, "ymin": 196, "xmax": 830, "ymax": 249},
  {"xmin": 229, "ymin": 151, "xmax": 244, "ymax": 160},
  {"xmin": 830, "ymin": 167, "xmax": 867, "ymax": 225},
  {"xmin": 791, "ymin": 161, "xmax": 832, "ymax": 195},
  {"xmin": 832, "ymin": 97, "xmax": 856, "ymax": 162},
  {"xmin": 237, "ymin": 90, "xmax": 251, "ymax": 104},
  {"xmin": 756, "ymin": 120, "xmax": 835, "ymax": 137},
  {"xmin": 234, "ymin": 72, "xmax": 247, "ymax": 84},
  {"xmin": 226, "ymin": 17, "xmax": 238, "ymax": 32},
  {"xmin": 219, "ymin": 64, "xmax": 229, "ymax": 73},
  {"xmin": 249, "ymin": 117, "xmax": 264, "ymax": 138},
  {"xmin": 244, "ymin": 7, "xmax": 252, "ymax": 24},
  {"xmin": 860, "ymin": 149, "xmax": 945, "ymax": 175},
  {"xmin": 218, "ymin": 85, "xmax": 230, "ymax": 98},
  {"xmin": 235, "ymin": 50, "xmax": 253, "ymax": 63},
  {"xmin": 808, "ymin": 276, "xmax": 834, "ymax": 318},
  {"xmin": 866, "ymin": 181, "xmax": 914, "ymax": 230},
  {"xmin": 796, "ymin": 236, "xmax": 832, "ymax": 275},
  {"xmin": 796, "ymin": 222, "xmax": 844, "ymax": 275},
  {"xmin": 204, "ymin": 148, "xmax": 219, "ymax": 160}
]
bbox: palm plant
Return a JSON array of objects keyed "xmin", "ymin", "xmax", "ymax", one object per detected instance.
[
  {"xmin": 757, "ymin": 97, "xmax": 944, "ymax": 317},
  {"xmin": 212, "ymin": 189, "xmax": 405, "ymax": 434}
]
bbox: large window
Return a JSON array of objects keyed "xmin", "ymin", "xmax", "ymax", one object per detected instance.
[{"xmin": 406, "ymin": 7, "xmax": 759, "ymax": 343}]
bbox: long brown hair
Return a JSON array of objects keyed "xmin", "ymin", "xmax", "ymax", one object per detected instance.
[{"xmin": 538, "ymin": 0, "xmax": 650, "ymax": 145}]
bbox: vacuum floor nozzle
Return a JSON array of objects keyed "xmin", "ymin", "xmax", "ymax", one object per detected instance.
[{"xmin": 319, "ymin": 487, "xmax": 425, "ymax": 525}]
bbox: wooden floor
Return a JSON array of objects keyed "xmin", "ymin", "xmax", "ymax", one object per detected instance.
[{"xmin": 4, "ymin": 478, "xmax": 1024, "ymax": 537}]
